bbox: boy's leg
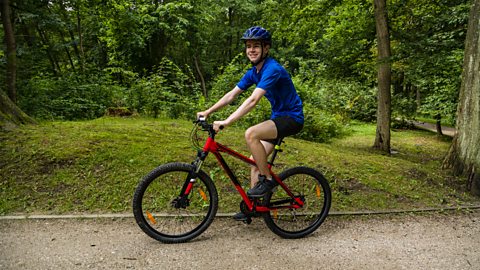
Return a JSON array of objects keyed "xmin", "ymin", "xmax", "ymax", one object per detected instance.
[
  {"xmin": 250, "ymin": 140, "xmax": 275, "ymax": 188},
  {"xmin": 245, "ymin": 120, "xmax": 277, "ymax": 180},
  {"xmin": 233, "ymin": 122, "xmax": 276, "ymax": 221}
]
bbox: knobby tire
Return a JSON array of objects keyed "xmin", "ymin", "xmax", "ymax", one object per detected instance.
[
  {"xmin": 132, "ymin": 162, "xmax": 218, "ymax": 243},
  {"xmin": 263, "ymin": 166, "xmax": 331, "ymax": 239}
]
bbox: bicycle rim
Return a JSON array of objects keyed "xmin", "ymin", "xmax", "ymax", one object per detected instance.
[
  {"xmin": 263, "ymin": 166, "xmax": 331, "ymax": 239},
  {"xmin": 133, "ymin": 163, "xmax": 218, "ymax": 243}
]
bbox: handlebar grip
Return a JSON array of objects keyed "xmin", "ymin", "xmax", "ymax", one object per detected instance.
[{"xmin": 219, "ymin": 125, "xmax": 224, "ymax": 130}]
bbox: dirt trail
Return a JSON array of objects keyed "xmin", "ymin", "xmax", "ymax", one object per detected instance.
[{"xmin": 1, "ymin": 211, "xmax": 479, "ymax": 270}]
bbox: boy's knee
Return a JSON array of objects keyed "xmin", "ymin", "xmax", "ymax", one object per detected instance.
[{"xmin": 245, "ymin": 127, "xmax": 257, "ymax": 142}]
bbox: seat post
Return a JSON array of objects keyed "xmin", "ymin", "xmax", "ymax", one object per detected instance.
[{"xmin": 268, "ymin": 138, "xmax": 284, "ymax": 165}]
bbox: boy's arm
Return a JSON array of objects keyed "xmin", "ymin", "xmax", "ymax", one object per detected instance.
[
  {"xmin": 197, "ymin": 86, "xmax": 243, "ymax": 119},
  {"xmin": 213, "ymin": 87, "xmax": 266, "ymax": 131}
]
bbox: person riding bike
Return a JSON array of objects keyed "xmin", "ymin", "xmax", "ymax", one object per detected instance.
[{"xmin": 197, "ymin": 26, "xmax": 304, "ymax": 220}]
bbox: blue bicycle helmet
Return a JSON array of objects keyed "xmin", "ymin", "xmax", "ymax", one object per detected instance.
[{"xmin": 241, "ymin": 26, "xmax": 272, "ymax": 45}]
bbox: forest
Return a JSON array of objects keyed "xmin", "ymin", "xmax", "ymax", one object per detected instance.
[
  {"xmin": 1, "ymin": 0, "xmax": 479, "ymax": 193},
  {"xmin": 1, "ymin": 0, "xmax": 470, "ymax": 123}
]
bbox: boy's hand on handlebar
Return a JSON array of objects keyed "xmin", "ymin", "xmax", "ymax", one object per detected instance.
[
  {"xmin": 213, "ymin": 121, "xmax": 227, "ymax": 132},
  {"xmin": 196, "ymin": 111, "xmax": 208, "ymax": 121}
]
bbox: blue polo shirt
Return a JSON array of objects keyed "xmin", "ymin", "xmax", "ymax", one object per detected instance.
[{"xmin": 237, "ymin": 57, "xmax": 304, "ymax": 124}]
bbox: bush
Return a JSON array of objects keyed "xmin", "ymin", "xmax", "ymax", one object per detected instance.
[
  {"xmin": 18, "ymin": 73, "xmax": 116, "ymax": 120},
  {"xmin": 298, "ymin": 104, "xmax": 345, "ymax": 142},
  {"xmin": 294, "ymin": 75, "xmax": 377, "ymax": 123},
  {"xmin": 391, "ymin": 93, "xmax": 417, "ymax": 121},
  {"xmin": 126, "ymin": 58, "xmax": 201, "ymax": 119}
]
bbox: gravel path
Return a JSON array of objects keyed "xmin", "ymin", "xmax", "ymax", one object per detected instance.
[{"xmin": 1, "ymin": 210, "xmax": 479, "ymax": 269}]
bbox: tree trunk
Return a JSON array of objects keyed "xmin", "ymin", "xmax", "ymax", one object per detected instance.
[
  {"xmin": 373, "ymin": 0, "xmax": 392, "ymax": 153},
  {"xmin": 0, "ymin": 0, "xmax": 36, "ymax": 128},
  {"xmin": 76, "ymin": 4, "xmax": 85, "ymax": 72},
  {"xmin": 435, "ymin": 114, "xmax": 443, "ymax": 136},
  {"xmin": 194, "ymin": 55, "xmax": 207, "ymax": 97},
  {"xmin": 36, "ymin": 25, "xmax": 60, "ymax": 75},
  {"xmin": 1, "ymin": 0, "xmax": 17, "ymax": 103},
  {"xmin": 58, "ymin": 0, "xmax": 83, "ymax": 72},
  {"xmin": 60, "ymin": 31, "xmax": 76, "ymax": 71},
  {"xmin": 415, "ymin": 85, "xmax": 421, "ymax": 111},
  {"xmin": 0, "ymin": 90, "xmax": 36, "ymax": 128},
  {"xmin": 443, "ymin": 0, "xmax": 480, "ymax": 196},
  {"xmin": 227, "ymin": 7, "xmax": 234, "ymax": 61}
]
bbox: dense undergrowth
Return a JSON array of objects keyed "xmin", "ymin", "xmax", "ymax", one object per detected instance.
[{"xmin": 0, "ymin": 117, "xmax": 478, "ymax": 215}]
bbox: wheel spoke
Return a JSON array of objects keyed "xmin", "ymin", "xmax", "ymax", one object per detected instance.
[
  {"xmin": 133, "ymin": 163, "xmax": 218, "ymax": 243},
  {"xmin": 263, "ymin": 167, "xmax": 331, "ymax": 238}
]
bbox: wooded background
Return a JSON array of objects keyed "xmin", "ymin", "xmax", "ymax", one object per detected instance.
[{"xmin": 1, "ymin": 0, "xmax": 479, "ymax": 194}]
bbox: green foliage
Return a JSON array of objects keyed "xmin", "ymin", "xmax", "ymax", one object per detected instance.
[
  {"xmin": 97, "ymin": 1, "xmax": 195, "ymax": 71},
  {"xmin": 127, "ymin": 58, "xmax": 201, "ymax": 119},
  {"xmin": 391, "ymin": 93, "xmax": 417, "ymax": 120},
  {"xmin": 293, "ymin": 62, "xmax": 378, "ymax": 122},
  {"xmin": 261, "ymin": 0, "xmax": 376, "ymax": 80},
  {"xmin": 299, "ymin": 104, "xmax": 345, "ymax": 142},
  {"xmin": 390, "ymin": 0, "xmax": 469, "ymax": 121},
  {"xmin": 418, "ymin": 76, "xmax": 459, "ymax": 125},
  {"xmin": 18, "ymin": 73, "xmax": 116, "ymax": 120},
  {"xmin": 3, "ymin": 0, "xmax": 474, "ymax": 141},
  {"xmin": 209, "ymin": 53, "xmax": 250, "ymax": 98},
  {"xmin": 318, "ymin": 0, "xmax": 376, "ymax": 80}
]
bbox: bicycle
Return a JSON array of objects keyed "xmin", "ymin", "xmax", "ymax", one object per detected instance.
[{"xmin": 132, "ymin": 118, "xmax": 331, "ymax": 243}]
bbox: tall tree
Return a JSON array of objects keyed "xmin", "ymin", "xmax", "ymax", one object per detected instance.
[
  {"xmin": 1, "ymin": 0, "xmax": 17, "ymax": 102},
  {"xmin": 0, "ymin": 0, "xmax": 35, "ymax": 127},
  {"xmin": 373, "ymin": 0, "xmax": 392, "ymax": 153},
  {"xmin": 443, "ymin": 0, "xmax": 480, "ymax": 196}
]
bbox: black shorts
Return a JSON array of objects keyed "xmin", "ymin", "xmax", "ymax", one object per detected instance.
[{"xmin": 265, "ymin": 116, "xmax": 303, "ymax": 145}]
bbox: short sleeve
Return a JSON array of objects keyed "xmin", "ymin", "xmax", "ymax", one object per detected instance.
[
  {"xmin": 257, "ymin": 67, "xmax": 281, "ymax": 91},
  {"xmin": 237, "ymin": 69, "xmax": 254, "ymax": 91}
]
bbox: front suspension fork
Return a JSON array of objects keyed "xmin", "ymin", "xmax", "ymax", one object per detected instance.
[{"xmin": 173, "ymin": 151, "xmax": 208, "ymax": 208}]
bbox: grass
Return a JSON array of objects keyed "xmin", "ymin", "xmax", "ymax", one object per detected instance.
[{"xmin": 0, "ymin": 117, "xmax": 478, "ymax": 215}]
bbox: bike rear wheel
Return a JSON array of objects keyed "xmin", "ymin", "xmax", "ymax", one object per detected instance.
[
  {"xmin": 263, "ymin": 166, "xmax": 331, "ymax": 239},
  {"xmin": 132, "ymin": 162, "xmax": 218, "ymax": 243}
]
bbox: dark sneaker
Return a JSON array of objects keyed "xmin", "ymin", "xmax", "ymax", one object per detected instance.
[
  {"xmin": 233, "ymin": 212, "xmax": 248, "ymax": 221},
  {"xmin": 247, "ymin": 176, "xmax": 276, "ymax": 197}
]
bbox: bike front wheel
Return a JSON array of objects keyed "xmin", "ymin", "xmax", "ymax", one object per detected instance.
[
  {"xmin": 132, "ymin": 162, "xmax": 218, "ymax": 243},
  {"xmin": 263, "ymin": 166, "xmax": 331, "ymax": 239}
]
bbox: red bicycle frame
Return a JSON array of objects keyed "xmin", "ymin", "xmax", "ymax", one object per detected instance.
[{"xmin": 185, "ymin": 128, "xmax": 304, "ymax": 213}]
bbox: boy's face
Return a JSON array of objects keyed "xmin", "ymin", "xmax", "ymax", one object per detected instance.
[{"xmin": 245, "ymin": 40, "xmax": 270, "ymax": 64}]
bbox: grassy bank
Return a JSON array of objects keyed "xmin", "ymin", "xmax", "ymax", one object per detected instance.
[{"xmin": 0, "ymin": 117, "xmax": 478, "ymax": 215}]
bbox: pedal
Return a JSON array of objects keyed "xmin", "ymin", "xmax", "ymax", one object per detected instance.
[
  {"xmin": 243, "ymin": 217, "xmax": 252, "ymax": 224},
  {"xmin": 233, "ymin": 214, "xmax": 248, "ymax": 222}
]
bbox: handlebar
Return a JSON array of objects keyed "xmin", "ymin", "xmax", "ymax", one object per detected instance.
[
  {"xmin": 195, "ymin": 117, "xmax": 224, "ymax": 132},
  {"xmin": 191, "ymin": 116, "xmax": 226, "ymax": 149}
]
